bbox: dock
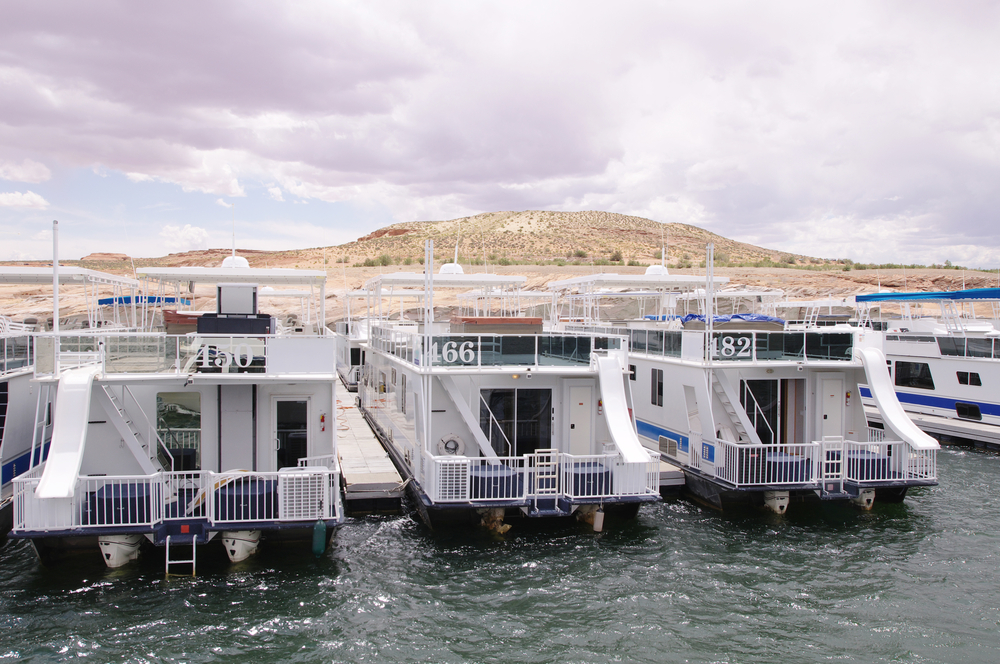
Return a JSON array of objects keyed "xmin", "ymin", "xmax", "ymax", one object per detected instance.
[
  {"xmin": 659, "ymin": 459, "xmax": 685, "ymax": 493},
  {"xmin": 336, "ymin": 392, "xmax": 405, "ymax": 515}
]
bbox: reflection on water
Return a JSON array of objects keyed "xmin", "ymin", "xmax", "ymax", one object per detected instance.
[{"xmin": 2, "ymin": 449, "xmax": 999, "ymax": 662}]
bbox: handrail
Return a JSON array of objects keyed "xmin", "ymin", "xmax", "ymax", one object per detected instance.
[
  {"xmin": 740, "ymin": 381, "xmax": 776, "ymax": 445},
  {"xmin": 121, "ymin": 384, "xmax": 174, "ymax": 472},
  {"xmin": 478, "ymin": 393, "xmax": 513, "ymax": 456}
]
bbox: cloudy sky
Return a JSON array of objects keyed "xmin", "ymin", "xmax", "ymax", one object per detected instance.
[{"xmin": 1, "ymin": 1, "xmax": 998, "ymax": 266}]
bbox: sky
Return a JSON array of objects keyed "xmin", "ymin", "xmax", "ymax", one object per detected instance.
[{"xmin": 1, "ymin": 1, "xmax": 999, "ymax": 266}]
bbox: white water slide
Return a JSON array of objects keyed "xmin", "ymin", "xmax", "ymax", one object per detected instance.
[
  {"xmin": 596, "ymin": 356, "xmax": 654, "ymax": 463},
  {"xmin": 35, "ymin": 366, "xmax": 100, "ymax": 499},
  {"xmin": 857, "ymin": 346, "xmax": 939, "ymax": 450}
]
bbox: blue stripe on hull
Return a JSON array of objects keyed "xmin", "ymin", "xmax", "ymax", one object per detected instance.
[
  {"xmin": 2, "ymin": 443, "xmax": 49, "ymax": 487},
  {"xmin": 860, "ymin": 386, "xmax": 1000, "ymax": 418},
  {"xmin": 635, "ymin": 419, "xmax": 689, "ymax": 453}
]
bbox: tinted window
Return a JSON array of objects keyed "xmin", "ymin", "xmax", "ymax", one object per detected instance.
[
  {"xmin": 895, "ymin": 361, "xmax": 935, "ymax": 390},
  {"xmin": 956, "ymin": 402, "xmax": 982, "ymax": 421}
]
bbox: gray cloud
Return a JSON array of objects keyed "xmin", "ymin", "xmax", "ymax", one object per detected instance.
[{"xmin": 1, "ymin": 1, "xmax": 999, "ymax": 264}]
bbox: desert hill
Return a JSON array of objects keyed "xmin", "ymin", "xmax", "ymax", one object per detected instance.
[{"xmin": 1, "ymin": 210, "xmax": 995, "ymax": 322}]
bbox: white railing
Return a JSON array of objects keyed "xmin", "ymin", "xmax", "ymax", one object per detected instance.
[
  {"xmin": 13, "ymin": 467, "xmax": 342, "ymax": 533},
  {"xmin": 32, "ymin": 332, "xmax": 336, "ymax": 377},
  {"xmin": 708, "ymin": 438, "xmax": 937, "ymax": 488},
  {"xmin": 158, "ymin": 428, "xmax": 201, "ymax": 448},
  {"xmin": 423, "ymin": 450, "xmax": 658, "ymax": 504}
]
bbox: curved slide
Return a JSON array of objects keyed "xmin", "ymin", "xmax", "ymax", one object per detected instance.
[
  {"xmin": 858, "ymin": 346, "xmax": 939, "ymax": 450},
  {"xmin": 36, "ymin": 366, "xmax": 100, "ymax": 499},
  {"xmin": 596, "ymin": 356, "xmax": 653, "ymax": 463}
]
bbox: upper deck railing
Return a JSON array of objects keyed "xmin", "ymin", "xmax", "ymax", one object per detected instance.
[
  {"xmin": 33, "ymin": 332, "xmax": 335, "ymax": 377},
  {"xmin": 1, "ymin": 334, "xmax": 33, "ymax": 376},
  {"xmin": 369, "ymin": 326, "xmax": 624, "ymax": 369},
  {"xmin": 624, "ymin": 328, "xmax": 856, "ymax": 363}
]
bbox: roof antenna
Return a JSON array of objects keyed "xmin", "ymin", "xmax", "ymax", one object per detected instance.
[
  {"xmin": 231, "ymin": 202, "xmax": 236, "ymax": 260},
  {"xmin": 661, "ymin": 224, "xmax": 667, "ymax": 269}
]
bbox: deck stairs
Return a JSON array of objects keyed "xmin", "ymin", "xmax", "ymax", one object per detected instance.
[
  {"xmin": 940, "ymin": 301, "xmax": 965, "ymax": 335},
  {"xmin": 710, "ymin": 373, "xmax": 762, "ymax": 445},
  {"xmin": 96, "ymin": 384, "xmax": 171, "ymax": 473}
]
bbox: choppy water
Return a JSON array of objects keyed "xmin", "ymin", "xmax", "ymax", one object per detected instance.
[{"xmin": 2, "ymin": 447, "xmax": 999, "ymax": 663}]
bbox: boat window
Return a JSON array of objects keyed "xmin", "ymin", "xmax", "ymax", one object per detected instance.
[
  {"xmin": 629, "ymin": 364, "xmax": 636, "ymax": 381},
  {"xmin": 967, "ymin": 338, "xmax": 994, "ymax": 358},
  {"xmin": 157, "ymin": 392, "xmax": 201, "ymax": 470},
  {"xmin": 937, "ymin": 338, "xmax": 965, "ymax": 356},
  {"xmin": 894, "ymin": 361, "xmax": 935, "ymax": 390},
  {"xmin": 957, "ymin": 371, "xmax": 982, "ymax": 386},
  {"xmin": 350, "ymin": 348, "xmax": 361, "ymax": 366},
  {"xmin": 401, "ymin": 374, "xmax": 407, "ymax": 414},
  {"xmin": 651, "ymin": 368, "xmax": 663, "ymax": 407},
  {"xmin": 956, "ymin": 402, "xmax": 982, "ymax": 421},
  {"xmin": 392, "ymin": 368, "xmax": 397, "ymax": 385}
]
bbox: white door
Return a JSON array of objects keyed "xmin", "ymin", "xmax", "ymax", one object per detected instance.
[
  {"xmin": 819, "ymin": 377, "xmax": 843, "ymax": 439},
  {"xmin": 569, "ymin": 385, "xmax": 592, "ymax": 455},
  {"xmin": 220, "ymin": 385, "xmax": 254, "ymax": 471}
]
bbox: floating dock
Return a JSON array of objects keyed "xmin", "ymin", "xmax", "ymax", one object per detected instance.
[
  {"xmin": 336, "ymin": 392, "xmax": 405, "ymax": 515},
  {"xmin": 659, "ymin": 459, "xmax": 685, "ymax": 493}
]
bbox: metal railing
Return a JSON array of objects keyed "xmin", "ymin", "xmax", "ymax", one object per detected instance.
[
  {"xmin": 1, "ymin": 334, "xmax": 33, "ymax": 375},
  {"xmin": 369, "ymin": 327, "xmax": 623, "ymax": 370},
  {"xmin": 707, "ymin": 438, "xmax": 937, "ymax": 488},
  {"xmin": 479, "ymin": 393, "xmax": 514, "ymax": 456},
  {"xmin": 31, "ymin": 332, "xmax": 335, "ymax": 377},
  {"xmin": 423, "ymin": 450, "xmax": 658, "ymax": 504},
  {"xmin": 13, "ymin": 467, "xmax": 342, "ymax": 532},
  {"xmin": 626, "ymin": 329, "xmax": 857, "ymax": 364}
]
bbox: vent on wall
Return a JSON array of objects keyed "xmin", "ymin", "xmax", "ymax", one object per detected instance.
[{"xmin": 659, "ymin": 435, "xmax": 677, "ymax": 457}]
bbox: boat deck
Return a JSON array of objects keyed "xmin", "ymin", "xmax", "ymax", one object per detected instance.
[
  {"xmin": 865, "ymin": 406, "xmax": 1000, "ymax": 450},
  {"xmin": 336, "ymin": 391, "xmax": 405, "ymax": 515}
]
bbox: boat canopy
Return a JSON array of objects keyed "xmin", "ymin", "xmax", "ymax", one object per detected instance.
[{"xmin": 856, "ymin": 288, "xmax": 1000, "ymax": 303}]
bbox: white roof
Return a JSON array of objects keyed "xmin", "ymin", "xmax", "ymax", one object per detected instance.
[
  {"xmin": 549, "ymin": 273, "xmax": 728, "ymax": 292},
  {"xmin": 364, "ymin": 271, "xmax": 526, "ymax": 291},
  {"xmin": 0, "ymin": 266, "xmax": 139, "ymax": 288},
  {"xmin": 135, "ymin": 266, "xmax": 327, "ymax": 287}
]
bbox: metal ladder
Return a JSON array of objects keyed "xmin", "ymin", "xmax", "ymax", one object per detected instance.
[
  {"xmin": 165, "ymin": 535, "xmax": 196, "ymax": 576},
  {"xmin": 531, "ymin": 449, "xmax": 560, "ymax": 510}
]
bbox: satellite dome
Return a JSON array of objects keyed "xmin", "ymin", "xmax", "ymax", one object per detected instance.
[
  {"xmin": 221, "ymin": 255, "xmax": 250, "ymax": 268},
  {"xmin": 439, "ymin": 263, "xmax": 464, "ymax": 275},
  {"xmin": 644, "ymin": 264, "xmax": 669, "ymax": 276}
]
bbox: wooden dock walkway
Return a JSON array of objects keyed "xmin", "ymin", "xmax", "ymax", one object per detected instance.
[{"xmin": 336, "ymin": 391, "xmax": 405, "ymax": 515}]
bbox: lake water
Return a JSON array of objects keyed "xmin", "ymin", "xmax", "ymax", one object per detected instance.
[{"xmin": 2, "ymin": 447, "xmax": 998, "ymax": 663}]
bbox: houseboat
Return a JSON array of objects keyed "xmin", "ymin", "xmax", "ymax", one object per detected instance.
[
  {"xmin": 549, "ymin": 252, "xmax": 939, "ymax": 513},
  {"xmin": 856, "ymin": 288, "xmax": 1000, "ymax": 448},
  {"xmin": 357, "ymin": 242, "xmax": 660, "ymax": 532},
  {"xmin": 1, "ymin": 266, "xmax": 142, "ymax": 542},
  {"xmin": 10, "ymin": 258, "xmax": 343, "ymax": 569}
]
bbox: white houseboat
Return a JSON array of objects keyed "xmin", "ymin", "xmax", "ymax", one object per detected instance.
[
  {"xmin": 1, "ymin": 266, "xmax": 142, "ymax": 542},
  {"xmin": 856, "ymin": 288, "xmax": 1000, "ymax": 448},
  {"xmin": 11, "ymin": 259, "xmax": 343, "ymax": 569},
  {"xmin": 356, "ymin": 243, "xmax": 660, "ymax": 532},
  {"xmin": 550, "ymin": 257, "xmax": 939, "ymax": 514}
]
